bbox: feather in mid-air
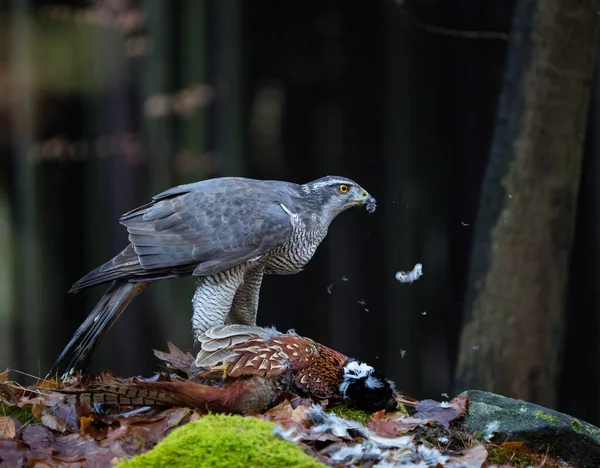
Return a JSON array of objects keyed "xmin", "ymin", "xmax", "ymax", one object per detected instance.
[{"xmin": 52, "ymin": 176, "xmax": 376, "ymax": 375}]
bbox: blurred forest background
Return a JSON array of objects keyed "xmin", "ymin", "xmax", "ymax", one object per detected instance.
[{"xmin": 1, "ymin": 0, "xmax": 599, "ymax": 425}]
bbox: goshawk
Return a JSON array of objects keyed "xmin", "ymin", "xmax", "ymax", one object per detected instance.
[{"xmin": 52, "ymin": 176, "xmax": 376, "ymax": 374}]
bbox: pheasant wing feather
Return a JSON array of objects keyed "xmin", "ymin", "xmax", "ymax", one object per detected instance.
[{"xmin": 194, "ymin": 326, "xmax": 289, "ymax": 376}]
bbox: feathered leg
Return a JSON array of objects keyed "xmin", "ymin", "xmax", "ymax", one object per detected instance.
[
  {"xmin": 191, "ymin": 266, "xmax": 246, "ymax": 339},
  {"xmin": 228, "ymin": 266, "xmax": 264, "ymax": 326},
  {"xmin": 50, "ymin": 280, "xmax": 150, "ymax": 377}
]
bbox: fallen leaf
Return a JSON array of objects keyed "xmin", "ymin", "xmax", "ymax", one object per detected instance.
[
  {"xmin": 0, "ymin": 370, "xmax": 8, "ymax": 382},
  {"xmin": 0, "ymin": 416, "xmax": 16, "ymax": 439},
  {"xmin": 188, "ymin": 410, "xmax": 202, "ymax": 422},
  {"xmin": 165, "ymin": 407, "xmax": 192, "ymax": 428},
  {"xmin": 31, "ymin": 402, "xmax": 44, "ymax": 420},
  {"xmin": 368, "ymin": 410, "xmax": 431, "ymax": 436},
  {"xmin": 0, "ymin": 382, "xmax": 17, "ymax": 403},
  {"xmin": 415, "ymin": 396, "xmax": 468, "ymax": 429},
  {"xmin": 445, "ymin": 443, "xmax": 488, "ymax": 467},
  {"xmin": 21, "ymin": 425, "xmax": 52, "ymax": 444},
  {"xmin": 153, "ymin": 342, "xmax": 196, "ymax": 376},
  {"xmin": 40, "ymin": 400, "xmax": 80, "ymax": 433},
  {"xmin": 259, "ymin": 400, "xmax": 308, "ymax": 431},
  {"xmin": 0, "ymin": 440, "xmax": 26, "ymax": 466},
  {"xmin": 41, "ymin": 413, "xmax": 68, "ymax": 433},
  {"xmin": 80, "ymin": 415, "xmax": 94, "ymax": 435},
  {"xmin": 501, "ymin": 440, "xmax": 524, "ymax": 450},
  {"xmin": 36, "ymin": 379, "xmax": 61, "ymax": 389},
  {"xmin": 118, "ymin": 412, "xmax": 179, "ymax": 449}
]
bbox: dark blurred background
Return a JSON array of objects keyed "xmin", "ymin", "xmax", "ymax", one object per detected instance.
[{"xmin": 1, "ymin": 0, "xmax": 599, "ymax": 425}]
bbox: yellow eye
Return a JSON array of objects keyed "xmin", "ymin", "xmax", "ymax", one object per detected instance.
[{"xmin": 339, "ymin": 184, "xmax": 349, "ymax": 193}]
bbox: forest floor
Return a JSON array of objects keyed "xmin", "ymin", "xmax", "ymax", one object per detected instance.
[{"xmin": 0, "ymin": 347, "xmax": 575, "ymax": 467}]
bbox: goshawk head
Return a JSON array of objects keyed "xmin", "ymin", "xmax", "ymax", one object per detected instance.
[{"xmin": 301, "ymin": 176, "xmax": 376, "ymax": 224}]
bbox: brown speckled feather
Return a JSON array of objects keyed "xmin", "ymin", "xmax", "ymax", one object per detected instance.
[{"xmin": 194, "ymin": 325, "xmax": 348, "ymax": 400}]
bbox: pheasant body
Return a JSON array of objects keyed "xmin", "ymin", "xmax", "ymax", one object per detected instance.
[
  {"xmin": 193, "ymin": 325, "xmax": 399, "ymax": 412},
  {"xmin": 53, "ymin": 327, "xmax": 401, "ymax": 415}
]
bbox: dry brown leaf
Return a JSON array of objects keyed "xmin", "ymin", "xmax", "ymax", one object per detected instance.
[
  {"xmin": 415, "ymin": 396, "xmax": 468, "ymax": 429},
  {"xmin": 0, "ymin": 416, "xmax": 16, "ymax": 439},
  {"xmin": 259, "ymin": 400, "xmax": 294, "ymax": 426},
  {"xmin": 501, "ymin": 440, "xmax": 524, "ymax": 450},
  {"xmin": 41, "ymin": 413, "xmax": 68, "ymax": 433},
  {"xmin": 0, "ymin": 370, "xmax": 8, "ymax": 382},
  {"xmin": 31, "ymin": 402, "xmax": 44, "ymax": 420},
  {"xmin": 36, "ymin": 379, "xmax": 61, "ymax": 389},
  {"xmin": 153, "ymin": 341, "xmax": 196, "ymax": 375},
  {"xmin": 80, "ymin": 416, "xmax": 94, "ymax": 435},
  {"xmin": 368, "ymin": 410, "xmax": 430, "ymax": 437},
  {"xmin": 446, "ymin": 443, "xmax": 488, "ymax": 467},
  {"xmin": 165, "ymin": 407, "xmax": 192, "ymax": 428},
  {"xmin": 291, "ymin": 404, "xmax": 310, "ymax": 425}
]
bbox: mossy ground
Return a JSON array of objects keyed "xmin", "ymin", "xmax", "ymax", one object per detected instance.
[
  {"xmin": 117, "ymin": 414, "xmax": 325, "ymax": 468},
  {"xmin": 486, "ymin": 445, "xmax": 535, "ymax": 468},
  {"xmin": 327, "ymin": 405, "xmax": 371, "ymax": 425},
  {"xmin": 327, "ymin": 403, "xmax": 407, "ymax": 424},
  {"xmin": 0, "ymin": 404, "xmax": 36, "ymax": 425}
]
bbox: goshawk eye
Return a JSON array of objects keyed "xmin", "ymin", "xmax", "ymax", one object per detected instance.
[{"xmin": 339, "ymin": 184, "xmax": 349, "ymax": 193}]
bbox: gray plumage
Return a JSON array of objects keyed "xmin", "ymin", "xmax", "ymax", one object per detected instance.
[{"xmin": 51, "ymin": 176, "xmax": 376, "ymax": 375}]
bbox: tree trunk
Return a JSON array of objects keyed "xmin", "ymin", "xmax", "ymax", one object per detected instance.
[{"xmin": 455, "ymin": 0, "xmax": 599, "ymax": 407}]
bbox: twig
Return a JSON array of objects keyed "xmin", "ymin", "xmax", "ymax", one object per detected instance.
[
  {"xmin": 6, "ymin": 368, "xmax": 44, "ymax": 383},
  {"xmin": 397, "ymin": 2, "xmax": 509, "ymax": 41},
  {"xmin": 539, "ymin": 445, "xmax": 549, "ymax": 467}
]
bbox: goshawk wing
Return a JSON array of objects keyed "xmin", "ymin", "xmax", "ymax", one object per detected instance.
[{"xmin": 72, "ymin": 178, "xmax": 296, "ymax": 291}]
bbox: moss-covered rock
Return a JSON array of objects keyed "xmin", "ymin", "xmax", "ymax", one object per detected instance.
[
  {"xmin": 117, "ymin": 414, "xmax": 325, "ymax": 468},
  {"xmin": 460, "ymin": 390, "xmax": 600, "ymax": 467}
]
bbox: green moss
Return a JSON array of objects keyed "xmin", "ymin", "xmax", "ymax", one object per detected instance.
[
  {"xmin": 117, "ymin": 414, "xmax": 325, "ymax": 468},
  {"xmin": 398, "ymin": 403, "xmax": 409, "ymax": 417},
  {"xmin": 0, "ymin": 404, "xmax": 36, "ymax": 425},
  {"xmin": 534, "ymin": 411, "xmax": 558, "ymax": 423},
  {"xmin": 486, "ymin": 445, "xmax": 534, "ymax": 468},
  {"xmin": 327, "ymin": 405, "xmax": 370, "ymax": 425},
  {"xmin": 415, "ymin": 431, "xmax": 439, "ymax": 445},
  {"xmin": 571, "ymin": 419, "xmax": 582, "ymax": 433}
]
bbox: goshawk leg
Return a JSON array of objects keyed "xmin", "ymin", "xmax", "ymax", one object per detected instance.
[
  {"xmin": 228, "ymin": 265, "xmax": 264, "ymax": 326},
  {"xmin": 191, "ymin": 266, "xmax": 246, "ymax": 339}
]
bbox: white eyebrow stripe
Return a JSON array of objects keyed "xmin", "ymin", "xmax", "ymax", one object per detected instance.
[{"xmin": 314, "ymin": 179, "xmax": 354, "ymax": 188}]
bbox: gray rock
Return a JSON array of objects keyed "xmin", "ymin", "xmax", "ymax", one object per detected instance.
[{"xmin": 459, "ymin": 390, "xmax": 600, "ymax": 467}]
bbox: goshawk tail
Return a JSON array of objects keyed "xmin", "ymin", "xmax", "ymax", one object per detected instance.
[{"xmin": 50, "ymin": 280, "xmax": 149, "ymax": 377}]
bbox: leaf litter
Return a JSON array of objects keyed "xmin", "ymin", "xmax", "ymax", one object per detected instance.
[{"xmin": 0, "ymin": 346, "xmax": 570, "ymax": 467}]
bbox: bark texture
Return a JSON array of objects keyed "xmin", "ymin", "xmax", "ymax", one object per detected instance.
[{"xmin": 455, "ymin": 0, "xmax": 599, "ymax": 407}]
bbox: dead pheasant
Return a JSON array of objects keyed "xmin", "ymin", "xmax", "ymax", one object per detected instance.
[
  {"xmin": 190, "ymin": 325, "xmax": 407, "ymax": 413},
  {"xmin": 52, "ymin": 326, "xmax": 414, "ymax": 415}
]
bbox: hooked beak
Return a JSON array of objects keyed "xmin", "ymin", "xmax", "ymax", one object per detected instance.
[{"xmin": 353, "ymin": 190, "xmax": 377, "ymax": 213}]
